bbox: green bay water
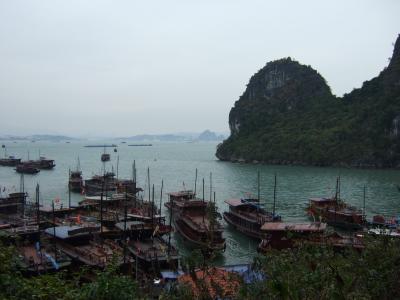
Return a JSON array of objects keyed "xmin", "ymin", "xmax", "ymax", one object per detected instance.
[{"xmin": 0, "ymin": 140, "xmax": 399, "ymax": 265}]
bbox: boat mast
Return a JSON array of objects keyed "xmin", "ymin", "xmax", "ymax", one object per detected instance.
[
  {"xmin": 202, "ymin": 178, "xmax": 205, "ymax": 222},
  {"xmin": 123, "ymin": 186, "xmax": 128, "ymax": 264},
  {"xmin": 68, "ymin": 169, "xmax": 71, "ymax": 208},
  {"xmin": 20, "ymin": 173, "xmax": 25, "ymax": 216},
  {"xmin": 194, "ymin": 168, "xmax": 198, "ymax": 196},
  {"xmin": 159, "ymin": 180, "xmax": 164, "ymax": 218},
  {"xmin": 100, "ymin": 176, "xmax": 105, "ymax": 234},
  {"xmin": 147, "ymin": 167, "xmax": 151, "ymax": 217},
  {"xmin": 52, "ymin": 201, "xmax": 57, "ymax": 262},
  {"xmin": 273, "ymin": 173, "xmax": 277, "ymax": 217},
  {"xmin": 257, "ymin": 171, "xmax": 260, "ymax": 202},
  {"xmin": 209, "ymin": 172, "xmax": 212, "ymax": 202},
  {"xmin": 363, "ymin": 185, "xmax": 366, "ymax": 223},
  {"xmin": 116, "ymin": 155, "xmax": 119, "ymax": 180},
  {"xmin": 77, "ymin": 156, "xmax": 80, "ymax": 172},
  {"xmin": 36, "ymin": 184, "xmax": 40, "ymax": 233},
  {"xmin": 152, "ymin": 184, "xmax": 155, "ymax": 227},
  {"xmin": 168, "ymin": 193, "xmax": 173, "ymax": 256}
]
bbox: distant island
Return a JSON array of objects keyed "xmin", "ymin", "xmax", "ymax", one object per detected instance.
[
  {"xmin": 0, "ymin": 134, "xmax": 77, "ymax": 142},
  {"xmin": 216, "ymin": 35, "xmax": 400, "ymax": 168},
  {"xmin": 119, "ymin": 130, "xmax": 226, "ymax": 142}
]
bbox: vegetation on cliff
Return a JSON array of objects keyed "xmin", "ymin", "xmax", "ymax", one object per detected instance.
[{"xmin": 216, "ymin": 35, "xmax": 400, "ymax": 168}]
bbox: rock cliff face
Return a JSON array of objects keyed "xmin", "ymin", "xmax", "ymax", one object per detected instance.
[{"xmin": 216, "ymin": 35, "xmax": 400, "ymax": 168}]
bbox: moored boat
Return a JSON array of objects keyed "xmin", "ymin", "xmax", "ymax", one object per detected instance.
[
  {"xmin": 223, "ymin": 198, "xmax": 281, "ymax": 239},
  {"xmin": 15, "ymin": 163, "xmax": 40, "ymax": 174},
  {"xmin": 257, "ymin": 222, "xmax": 327, "ymax": 251},
  {"xmin": 307, "ymin": 197, "xmax": 364, "ymax": 229},
  {"xmin": 126, "ymin": 237, "xmax": 180, "ymax": 272},
  {"xmin": 224, "ymin": 173, "xmax": 282, "ymax": 239},
  {"xmin": 173, "ymin": 200, "xmax": 225, "ymax": 252},
  {"xmin": 0, "ymin": 156, "xmax": 21, "ymax": 166}
]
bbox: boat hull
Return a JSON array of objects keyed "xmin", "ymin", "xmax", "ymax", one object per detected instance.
[{"xmin": 223, "ymin": 212, "xmax": 263, "ymax": 239}]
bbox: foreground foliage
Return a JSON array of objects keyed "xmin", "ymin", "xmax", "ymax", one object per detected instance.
[
  {"xmin": 1, "ymin": 236, "xmax": 399, "ymax": 299},
  {"xmin": 240, "ymin": 236, "xmax": 400, "ymax": 300}
]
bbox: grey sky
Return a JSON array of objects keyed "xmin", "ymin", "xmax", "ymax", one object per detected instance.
[{"xmin": 0, "ymin": 0, "xmax": 399, "ymax": 137}]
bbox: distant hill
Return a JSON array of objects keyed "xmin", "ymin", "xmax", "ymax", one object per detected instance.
[
  {"xmin": 0, "ymin": 134, "xmax": 77, "ymax": 141},
  {"xmin": 197, "ymin": 130, "xmax": 225, "ymax": 141},
  {"xmin": 119, "ymin": 131, "xmax": 227, "ymax": 142},
  {"xmin": 216, "ymin": 35, "xmax": 400, "ymax": 168}
]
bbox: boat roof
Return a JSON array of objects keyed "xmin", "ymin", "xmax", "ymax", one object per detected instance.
[
  {"xmin": 39, "ymin": 206, "xmax": 77, "ymax": 213},
  {"xmin": 309, "ymin": 197, "xmax": 336, "ymax": 202},
  {"xmin": 115, "ymin": 221, "xmax": 145, "ymax": 230},
  {"xmin": 225, "ymin": 198, "xmax": 264, "ymax": 208},
  {"xmin": 261, "ymin": 222, "xmax": 326, "ymax": 232},
  {"xmin": 168, "ymin": 190, "xmax": 195, "ymax": 197},
  {"xmin": 44, "ymin": 225, "xmax": 100, "ymax": 239},
  {"xmin": 225, "ymin": 198, "xmax": 244, "ymax": 207}
]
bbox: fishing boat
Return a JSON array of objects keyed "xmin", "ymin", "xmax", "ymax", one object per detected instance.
[
  {"xmin": 69, "ymin": 170, "xmax": 83, "ymax": 193},
  {"xmin": 257, "ymin": 222, "xmax": 327, "ymax": 251},
  {"xmin": 101, "ymin": 153, "xmax": 110, "ymax": 162},
  {"xmin": 223, "ymin": 173, "xmax": 281, "ymax": 239},
  {"xmin": 15, "ymin": 163, "xmax": 40, "ymax": 174},
  {"xmin": 173, "ymin": 199, "xmax": 225, "ymax": 252},
  {"xmin": 44, "ymin": 225, "xmax": 128, "ymax": 267},
  {"xmin": 0, "ymin": 192, "xmax": 26, "ymax": 214},
  {"xmin": 224, "ymin": 198, "xmax": 281, "ymax": 239},
  {"xmin": 83, "ymin": 172, "xmax": 139, "ymax": 196},
  {"xmin": 307, "ymin": 197, "xmax": 364, "ymax": 229},
  {"xmin": 370, "ymin": 214, "xmax": 400, "ymax": 229},
  {"xmin": 126, "ymin": 237, "xmax": 180, "ymax": 272},
  {"xmin": 306, "ymin": 232, "xmax": 365, "ymax": 251},
  {"xmin": 307, "ymin": 178, "xmax": 365, "ymax": 229},
  {"xmin": 101, "ymin": 147, "xmax": 110, "ymax": 162},
  {"xmin": 18, "ymin": 242, "xmax": 71, "ymax": 274},
  {"xmin": 69, "ymin": 159, "xmax": 83, "ymax": 193},
  {"xmin": 115, "ymin": 215, "xmax": 172, "ymax": 239},
  {"xmin": 0, "ymin": 156, "xmax": 21, "ymax": 166},
  {"xmin": 33, "ymin": 157, "xmax": 56, "ymax": 169},
  {"xmin": 164, "ymin": 190, "xmax": 196, "ymax": 212}
]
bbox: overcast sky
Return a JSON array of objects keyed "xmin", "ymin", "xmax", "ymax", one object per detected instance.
[{"xmin": 0, "ymin": 0, "xmax": 399, "ymax": 137}]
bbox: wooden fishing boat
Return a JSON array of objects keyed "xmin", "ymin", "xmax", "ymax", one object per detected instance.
[
  {"xmin": 0, "ymin": 192, "xmax": 26, "ymax": 214},
  {"xmin": 224, "ymin": 173, "xmax": 282, "ymax": 239},
  {"xmin": 370, "ymin": 214, "xmax": 400, "ymax": 229},
  {"xmin": 83, "ymin": 172, "xmax": 139, "ymax": 196},
  {"xmin": 173, "ymin": 200, "xmax": 225, "ymax": 252},
  {"xmin": 18, "ymin": 243, "xmax": 71, "ymax": 274},
  {"xmin": 33, "ymin": 157, "xmax": 56, "ymax": 169},
  {"xmin": 69, "ymin": 171, "xmax": 83, "ymax": 193},
  {"xmin": 44, "ymin": 225, "xmax": 128, "ymax": 267},
  {"xmin": 0, "ymin": 156, "xmax": 21, "ymax": 166},
  {"xmin": 15, "ymin": 163, "xmax": 40, "ymax": 174},
  {"xmin": 101, "ymin": 146, "xmax": 110, "ymax": 162},
  {"xmin": 164, "ymin": 190, "xmax": 196, "ymax": 211},
  {"xmin": 223, "ymin": 198, "xmax": 281, "ymax": 239},
  {"xmin": 126, "ymin": 237, "xmax": 180, "ymax": 271},
  {"xmin": 3, "ymin": 224, "xmax": 40, "ymax": 242},
  {"xmin": 257, "ymin": 222, "xmax": 327, "ymax": 251},
  {"xmin": 307, "ymin": 178, "xmax": 365, "ymax": 230},
  {"xmin": 101, "ymin": 153, "xmax": 110, "ymax": 162},
  {"xmin": 115, "ymin": 216, "xmax": 172, "ymax": 239},
  {"xmin": 307, "ymin": 197, "xmax": 364, "ymax": 229},
  {"xmin": 306, "ymin": 232, "xmax": 365, "ymax": 251}
]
